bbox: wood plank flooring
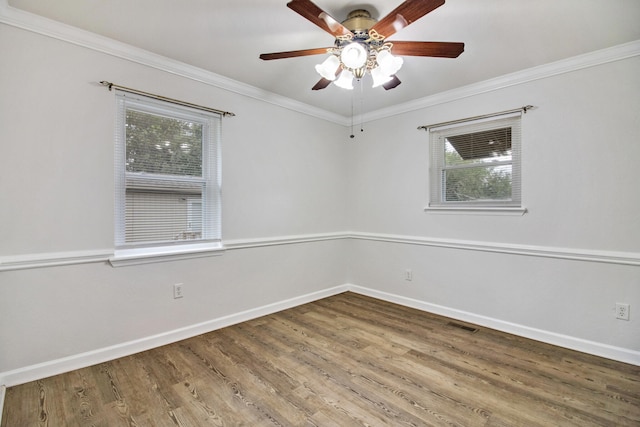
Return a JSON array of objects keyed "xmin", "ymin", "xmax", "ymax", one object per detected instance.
[{"xmin": 3, "ymin": 292, "xmax": 639, "ymax": 426}]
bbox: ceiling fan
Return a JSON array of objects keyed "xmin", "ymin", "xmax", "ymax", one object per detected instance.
[{"xmin": 259, "ymin": 0, "xmax": 464, "ymax": 91}]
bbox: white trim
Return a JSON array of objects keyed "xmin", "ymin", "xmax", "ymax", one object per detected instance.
[
  {"xmin": 1, "ymin": 0, "xmax": 638, "ymax": 126},
  {"xmin": 0, "ymin": 285, "xmax": 351, "ymax": 387},
  {"xmin": 224, "ymin": 232, "xmax": 347, "ymax": 250},
  {"xmin": 0, "ymin": 0, "xmax": 348, "ymax": 126},
  {"xmin": 0, "ymin": 249, "xmax": 113, "ymax": 271},
  {"xmin": 2, "ymin": 232, "xmax": 639, "ymax": 271},
  {"xmin": 348, "ymin": 285, "xmax": 640, "ymax": 366},
  {"xmin": 347, "ymin": 232, "xmax": 640, "ymax": 266},
  {"xmin": 0, "ymin": 385, "xmax": 5, "ymax": 427},
  {"xmin": 361, "ymin": 40, "xmax": 640, "ymax": 123},
  {"xmin": 2, "ymin": 283, "xmax": 637, "ymax": 388},
  {"xmin": 0, "ymin": 233, "xmax": 347, "ymax": 271},
  {"xmin": 425, "ymin": 206, "xmax": 527, "ymax": 215},
  {"xmin": 109, "ymin": 243, "xmax": 225, "ymax": 267}
]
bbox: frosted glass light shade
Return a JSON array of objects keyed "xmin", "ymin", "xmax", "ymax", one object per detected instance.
[
  {"xmin": 315, "ymin": 55, "xmax": 340, "ymax": 80},
  {"xmin": 334, "ymin": 69, "xmax": 354, "ymax": 90},
  {"xmin": 371, "ymin": 65, "xmax": 393, "ymax": 88},
  {"xmin": 377, "ymin": 49, "xmax": 403, "ymax": 75},
  {"xmin": 340, "ymin": 42, "xmax": 368, "ymax": 69}
]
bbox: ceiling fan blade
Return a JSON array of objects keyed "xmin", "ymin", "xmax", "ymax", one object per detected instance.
[
  {"xmin": 287, "ymin": 0, "xmax": 351, "ymax": 37},
  {"xmin": 259, "ymin": 47, "xmax": 332, "ymax": 61},
  {"xmin": 371, "ymin": 0, "xmax": 445, "ymax": 38},
  {"xmin": 312, "ymin": 77, "xmax": 333, "ymax": 90},
  {"xmin": 390, "ymin": 41, "xmax": 464, "ymax": 58},
  {"xmin": 383, "ymin": 75, "xmax": 402, "ymax": 90}
]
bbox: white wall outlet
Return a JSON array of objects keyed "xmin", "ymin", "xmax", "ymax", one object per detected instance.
[
  {"xmin": 615, "ymin": 303, "xmax": 630, "ymax": 320},
  {"xmin": 173, "ymin": 283, "xmax": 184, "ymax": 299},
  {"xmin": 404, "ymin": 269, "xmax": 413, "ymax": 281}
]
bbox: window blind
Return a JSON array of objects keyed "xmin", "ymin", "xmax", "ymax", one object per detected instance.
[
  {"xmin": 429, "ymin": 113, "xmax": 522, "ymax": 207},
  {"xmin": 114, "ymin": 91, "xmax": 221, "ymax": 248}
]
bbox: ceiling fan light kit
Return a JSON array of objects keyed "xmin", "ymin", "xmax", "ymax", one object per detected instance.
[
  {"xmin": 334, "ymin": 69, "xmax": 355, "ymax": 90},
  {"xmin": 371, "ymin": 65, "xmax": 394, "ymax": 88},
  {"xmin": 314, "ymin": 55, "xmax": 340, "ymax": 80},
  {"xmin": 340, "ymin": 41, "xmax": 368, "ymax": 69},
  {"xmin": 322, "ymin": 34, "xmax": 403, "ymax": 88},
  {"xmin": 260, "ymin": 0, "xmax": 464, "ymax": 91}
]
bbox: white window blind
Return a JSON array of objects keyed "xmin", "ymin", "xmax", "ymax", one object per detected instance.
[
  {"xmin": 429, "ymin": 113, "xmax": 522, "ymax": 208},
  {"xmin": 114, "ymin": 91, "xmax": 221, "ymax": 250}
]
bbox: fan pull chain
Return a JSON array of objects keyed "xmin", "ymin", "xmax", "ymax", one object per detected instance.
[
  {"xmin": 359, "ymin": 78, "xmax": 364, "ymax": 134},
  {"xmin": 350, "ymin": 79, "xmax": 365, "ymax": 139},
  {"xmin": 350, "ymin": 86, "xmax": 355, "ymax": 139}
]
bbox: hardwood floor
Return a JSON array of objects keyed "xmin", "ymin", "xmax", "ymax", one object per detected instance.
[{"xmin": 3, "ymin": 292, "xmax": 639, "ymax": 426}]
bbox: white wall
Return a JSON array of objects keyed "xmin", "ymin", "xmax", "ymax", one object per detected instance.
[
  {"xmin": 0, "ymin": 24, "xmax": 349, "ymax": 381},
  {"xmin": 1, "ymin": 21, "xmax": 639, "ymax": 385},
  {"xmin": 346, "ymin": 56, "xmax": 640, "ymax": 357}
]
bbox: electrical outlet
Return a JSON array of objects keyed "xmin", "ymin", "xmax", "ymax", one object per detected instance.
[
  {"xmin": 173, "ymin": 283, "xmax": 184, "ymax": 299},
  {"xmin": 404, "ymin": 269, "xmax": 413, "ymax": 281},
  {"xmin": 615, "ymin": 303, "xmax": 630, "ymax": 320}
]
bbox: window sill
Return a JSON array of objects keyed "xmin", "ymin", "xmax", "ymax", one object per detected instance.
[
  {"xmin": 109, "ymin": 242, "xmax": 225, "ymax": 267},
  {"xmin": 424, "ymin": 206, "xmax": 527, "ymax": 216}
]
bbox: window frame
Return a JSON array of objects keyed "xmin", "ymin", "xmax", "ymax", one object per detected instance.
[
  {"xmin": 110, "ymin": 90, "xmax": 223, "ymax": 266},
  {"xmin": 426, "ymin": 112, "xmax": 526, "ymax": 215}
]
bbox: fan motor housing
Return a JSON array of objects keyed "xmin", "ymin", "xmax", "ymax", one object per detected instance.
[{"xmin": 341, "ymin": 9, "xmax": 377, "ymax": 32}]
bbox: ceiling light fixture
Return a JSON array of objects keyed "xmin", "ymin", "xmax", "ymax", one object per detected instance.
[
  {"xmin": 260, "ymin": 2, "xmax": 465, "ymax": 93},
  {"xmin": 310, "ymin": 10, "xmax": 405, "ymax": 91}
]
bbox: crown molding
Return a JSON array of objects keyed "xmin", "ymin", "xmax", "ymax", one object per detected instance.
[
  {"xmin": 362, "ymin": 39, "xmax": 640, "ymax": 123},
  {"xmin": 1, "ymin": 0, "xmax": 638, "ymax": 127},
  {"xmin": 0, "ymin": 0, "xmax": 348, "ymax": 126}
]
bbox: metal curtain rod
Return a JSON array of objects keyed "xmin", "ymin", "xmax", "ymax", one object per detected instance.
[
  {"xmin": 417, "ymin": 105, "xmax": 534, "ymax": 131},
  {"xmin": 100, "ymin": 81, "xmax": 236, "ymax": 117}
]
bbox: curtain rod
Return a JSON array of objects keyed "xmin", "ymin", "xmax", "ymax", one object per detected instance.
[
  {"xmin": 417, "ymin": 105, "xmax": 534, "ymax": 131},
  {"xmin": 100, "ymin": 81, "xmax": 236, "ymax": 117}
]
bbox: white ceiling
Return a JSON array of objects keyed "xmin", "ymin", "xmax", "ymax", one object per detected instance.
[{"xmin": 7, "ymin": 0, "xmax": 640, "ymax": 117}]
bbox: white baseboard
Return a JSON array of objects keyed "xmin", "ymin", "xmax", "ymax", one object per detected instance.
[
  {"xmin": 0, "ymin": 285, "xmax": 350, "ymax": 387},
  {"xmin": 348, "ymin": 284, "xmax": 640, "ymax": 366},
  {"xmin": 2, "ymin": 282, "xmax": 637, "ymax": 391}
]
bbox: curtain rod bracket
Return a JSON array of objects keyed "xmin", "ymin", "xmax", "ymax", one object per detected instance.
[
  {"xmin": 99, "ymin": 80, "xmax": 235, "ymax": 117},
  {"xmin": 100, "ymin": 80, "xmax": 114, "ymax": 91}
]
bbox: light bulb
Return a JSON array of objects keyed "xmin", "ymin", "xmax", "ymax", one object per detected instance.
[
  {"xmin": 314, "ymin": 55, "xmax": 340, "ymax": 80},
  {"xmin": 334, "ymin": 69, "xmax": 354, "ymax": 90},
  {"xmin": 340, "ymin": 42, "xmax": 368, "ymax": 69}
]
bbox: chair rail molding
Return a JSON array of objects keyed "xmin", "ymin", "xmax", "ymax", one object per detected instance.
[
  {"xmin": 2, "ymin": 232, "xmax": 638, "ymax": 271},
  {"xmin": 347, "ymin": 232, "xmax": 640, "ymax": 266}
]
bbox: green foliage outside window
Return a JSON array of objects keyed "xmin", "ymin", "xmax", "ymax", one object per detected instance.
[
  {"xmin": 443, "ymin": 147, "xmax": 512, "ymax": 202},
  {"xmin": 125, "ymin": 109, "xmax": 203, "ymax": 177}
]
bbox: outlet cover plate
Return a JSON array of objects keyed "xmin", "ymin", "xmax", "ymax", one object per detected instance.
[
  {"xmin": 615, "ymin": 303, "xmax": 630, "ymax": 320},
  {"xmin": 173, "ymin": 283, "xmax": 184, "ymax": 299}
]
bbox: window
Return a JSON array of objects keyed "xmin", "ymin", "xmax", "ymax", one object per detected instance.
[
  {"xmin": 428, "ymin": 113, "xmax": 524, "ymax": 213},
  {"xmin": 113, "ymin": 91, "xmax": 222, "ymax": 262}
]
